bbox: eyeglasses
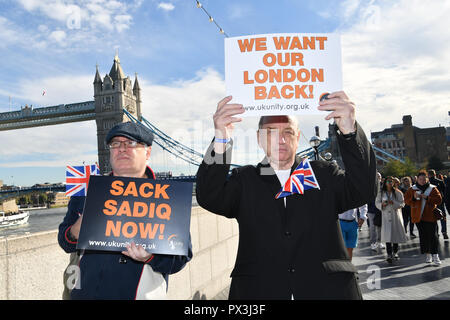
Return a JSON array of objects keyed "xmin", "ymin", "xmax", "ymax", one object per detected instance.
[
  {"xmin": 108, "ymin": 140, "xmax": 146, "ymax": 149},
  {"xmin": 260, "ymin": 128, "xmax": 298, "ymax": 140}
]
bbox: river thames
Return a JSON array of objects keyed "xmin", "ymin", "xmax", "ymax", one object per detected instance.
[{"xmin": 0, "ymin": 207, "xmax": 67, "ymax": 238}]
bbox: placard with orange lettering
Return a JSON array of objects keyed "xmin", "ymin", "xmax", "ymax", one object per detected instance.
[
  {"xmin": 225, "ymin": 33, "xmax": 342, "ymax": 116},
  {"xmin": 76, "ymin": 175, "xmax": 192, "ymax": 256}
]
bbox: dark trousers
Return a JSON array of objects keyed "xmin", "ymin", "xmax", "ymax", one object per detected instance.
[
  {"xmin": 386, "ymin": 243, "xmax": 399, "ymax": 256},
  {"xmin": 417, "ymin": 221, "xmax": 439, "ymax": 254},
  {"xmin": 402, "ymin": 206, "xmax": 416, "ymax": 234},
  {"xmin": 440, "ymin": 217, "xmax": 447, "ymax": 234}
]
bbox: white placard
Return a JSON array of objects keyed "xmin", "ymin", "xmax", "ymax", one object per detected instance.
[{"xmin": 225, "ymin": 33, "xmax": 342, "ymax": 116}]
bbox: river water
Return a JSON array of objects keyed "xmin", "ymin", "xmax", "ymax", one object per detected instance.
[
  {"xmin": 0, "ymin": 207, "xmax": 68, "ymax": 238},
  {"xmin": 0, "ymin": 196, "xmax": 199, "ymax": 238}
]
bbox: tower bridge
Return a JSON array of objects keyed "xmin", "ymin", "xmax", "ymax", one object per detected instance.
[
  {"xmin": 0, "ymin": 101, "xmax": 95, "ymax": 131},
  {"xmin": 0, "ymin": 54, "xmax": 142, "ymax": 174}
]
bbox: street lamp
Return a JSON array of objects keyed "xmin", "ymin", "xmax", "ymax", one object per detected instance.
[
  {"xmin": 324, "ymin": 152, "xmax": 332, "ymax": 161},
  {"xmin": 309, "ymin": 136, "xmax": 321, "ymax": 160}
]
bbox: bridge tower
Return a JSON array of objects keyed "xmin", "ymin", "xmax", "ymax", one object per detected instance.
[{"xmin": 93, "ymin": 54, "xmax": 142, "ymax": 174}]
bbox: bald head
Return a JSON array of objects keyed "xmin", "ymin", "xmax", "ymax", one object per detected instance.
[{"xmin": 258, "ymin": 115, "xmax": 299, "ymax": 131}]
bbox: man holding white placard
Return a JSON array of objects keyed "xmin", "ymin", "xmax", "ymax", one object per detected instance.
[
  {"xmin": 197, "ymin": 32, "xmax": 376, "ymax": 299},
  {"xmin": 197, "ymin": 89, "xmax": 377, "ymax": 299}
]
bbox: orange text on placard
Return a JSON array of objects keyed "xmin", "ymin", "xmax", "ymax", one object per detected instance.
[
  {"xmin": 103, "ymin": 199, "xmax": 171, "ymax": 220},
  {"xmin": 105, "ymin": 220, "xmax": 165, "ymax": 240},
  {"xmin": 237, "ymin": 36, "xmax": 328, "ymax": 52},
  {"xmin": 109, "ymin": 180, "xmax": 170, "ymax": 199}
]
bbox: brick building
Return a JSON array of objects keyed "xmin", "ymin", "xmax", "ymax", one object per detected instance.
[{"xmin": 371, "ymin": 115, "xmax": 447, "ymax": 168}]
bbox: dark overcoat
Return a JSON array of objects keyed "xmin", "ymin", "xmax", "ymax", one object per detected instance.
[{"xmin": 196, "ymin": 123, "xmax": 377, "ymax": 299}]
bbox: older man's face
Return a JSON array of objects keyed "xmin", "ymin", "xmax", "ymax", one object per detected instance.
[
  {"xmin": 257, "ymin": 117, "xmax": 300, "ymax": 165},
  {"xmin": 109, "ymin": 136, "xmax": 151, "ymax": 177}
]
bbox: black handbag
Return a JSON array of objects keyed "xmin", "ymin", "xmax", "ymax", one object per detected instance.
[{"xmin": 433, "ymin": 207, "xmax": 444, "ymax": 220}]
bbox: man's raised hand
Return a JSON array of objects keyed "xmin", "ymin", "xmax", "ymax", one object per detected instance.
[
  {"xmin": 213, "ymin": 96, "xmax": 244, "ymax": 153},
  {"xmin": 317, "ymin": 91, "xmax": 356, "ymax": 135}
]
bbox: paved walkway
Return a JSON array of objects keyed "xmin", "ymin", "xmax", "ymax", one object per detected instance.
[
  {"xmin": 354, "ymin": 222, "xmax": 450, "ymax": 300},
  {"xmin": 213, "ymin": 221, "xmax": 450, "ymax": 300}
]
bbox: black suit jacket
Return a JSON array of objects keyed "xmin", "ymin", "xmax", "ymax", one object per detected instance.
[{"xmin": 196, "ymin": 123, "xmax": 377, "ymax": 299}]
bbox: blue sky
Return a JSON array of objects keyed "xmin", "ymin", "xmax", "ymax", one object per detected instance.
[{"xmin": 0, "ymin": 0, "xmax": 449, "ymax": 186}]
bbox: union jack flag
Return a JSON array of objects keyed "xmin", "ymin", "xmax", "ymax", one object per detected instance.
[
  {"xmin": 275, "ymin": 158, "xmax": 320, "ymax": 199},
  {"xmin": 65, "ymin": 164, "xmax": 100, "ymax": 197}
]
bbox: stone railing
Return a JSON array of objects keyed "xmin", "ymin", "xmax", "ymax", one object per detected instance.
[{"xmin": 0, "ymin": 206, "xmax": 238, "ymax": 300}]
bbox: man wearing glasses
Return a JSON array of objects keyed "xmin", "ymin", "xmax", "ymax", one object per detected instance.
[{"xmin": 58, "ymin": 122, "xmax": 192, "ymax": 299}]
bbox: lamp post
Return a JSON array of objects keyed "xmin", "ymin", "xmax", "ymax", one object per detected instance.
[
  {"xmin": 309, "ymin": 136, "xmax": 321, "ymax": 160},
  {"xmin": 324, "ymin": 152, "xmax": 332, "ymax": 161}
]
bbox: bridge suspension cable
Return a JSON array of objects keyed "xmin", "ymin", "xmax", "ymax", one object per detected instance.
[{"xmin": 123, "ymin": 109, "xmax": 203, "ymax": 166}]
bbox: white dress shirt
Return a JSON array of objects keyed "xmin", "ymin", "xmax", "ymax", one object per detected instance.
[{"xmin": 338, "ymin": 204, "xmax": 368, "ymax": 221}]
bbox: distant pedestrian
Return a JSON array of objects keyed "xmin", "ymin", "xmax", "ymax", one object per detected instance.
[
  {"xmin": 428, "ymin": 170, "xmax": 448, "ymax": 240},
  {"xmin": 399, "ymin": 176, "xmax": 416, "ymax": 239},
  {"xmin": 376, "ymin": 176, "xmax": 407, "ymax": 263},
  {"xmin": 338, "ymin": 204, "xmax": 367, "ymax": 261},
  {"xmin": 368, "ymin": 172, "xmax": 383, "ymax": 251},
  {"xmin": 393, "ymin": 177, "xmax": 401, "ymax": 190},
  {"xmin": 405, "ymin": 170, "xmax": 443, "ymax": 265},
  {"xmin": 444, "ymin": 172, "xmax": 450, "ymax": 228}
]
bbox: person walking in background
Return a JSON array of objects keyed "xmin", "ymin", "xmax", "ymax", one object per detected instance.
[
  {"xmin": 392, "ymin": 177, "xmax": 401, "ymax": 190},
  {"xmin": 376, "ymin": 176, "xmax": 407, "ymax": 263},
  {"xmin": 368, "ymin": 172, "xmax": 383, "ymax": 251},
  {"xmin": 444, "ymin": 172, "xmax": 450, "ymax": 235},
  {"xmin": 405, "ymin": 170, "xmax": 443, "ymax": 265},
  {"xmin": 338, "ymin": 204, "xmax": 367, "ymax": 261},
  {"xmin": 400, "ymin": 176, "xmax": 416, "ymax": 239},
  {"xmin": 428, "ymin": 170, "xmax": 448, "ymax": 240}
]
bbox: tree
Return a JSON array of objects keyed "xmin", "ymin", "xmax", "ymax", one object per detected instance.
[
  {"xmin": 30, "ymin": 193, "xmax": 39, "ymax": 206},
  {"xmin": 39, "ymin": 193, "xmax": 47, "ymax": 205},
  {"xmin": 382, "ymin": 157, "xmax": 418, "ymax": 178}
]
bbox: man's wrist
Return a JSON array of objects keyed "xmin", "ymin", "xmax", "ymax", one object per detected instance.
[
  {"xmin": 337, "ymin": 122, "xmax": 356, "ymax": 134},
  {"xmin": 214, "ymin": 137, "xmax": 231, "ymax": 144},
  {"xmin": 213, "ymin": 138, "xmax": 232, "ymax": 155},
  {"xmin": 336, "ymin": 123, "xmax": 357, "ymax": 139}
]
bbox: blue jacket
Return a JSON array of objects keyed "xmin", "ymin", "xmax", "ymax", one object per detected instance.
[{"xmin": 58, "ymin": 168, "xmax": 193, "ymax": 299}]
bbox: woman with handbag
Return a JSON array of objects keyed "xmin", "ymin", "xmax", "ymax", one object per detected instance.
[
  {"xmin": 376, "ymin": 176, "xmax": 407, "ymax": 263},
  {"xmin": 404, "ymin": 170, "xmax": 443, "ymax": 265}
]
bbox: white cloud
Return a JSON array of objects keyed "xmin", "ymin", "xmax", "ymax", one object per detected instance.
[
  {"xmin": 114, "ymin": 14, "xmax": 132, "ymax": 32},
  {"xmin": 17, "ymin": 0, "xmax": 40, "ymax": 11},
  {"xmin": 0, "ymin": 72, "xmax": 97, "ymax": 169},
  {"xmin": 16, "ymin": 75, "xmax": 93, "ymax": 106},
  {"xmin": 336, "ymin": 0, "xmax": 450, "ymax": 132},
  {"xmin": 16, "ymin": 0, "xmax": 138, "ymax": 48},
  {"xmin": 49, "ymin": 30, "xmax": 66, "ymax": 43},
  {"xmin": 157, "ymin": 2, "xmax": 175, "ymax": 11}
]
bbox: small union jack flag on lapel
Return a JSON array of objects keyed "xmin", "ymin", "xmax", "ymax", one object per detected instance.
[
  {"xmin": 275, "ymin": 158, "xmax": 320, "ymax": 199},
  {"xmin": 65, "ymin": 164, "xmax": 100, "ymax": 197}
]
